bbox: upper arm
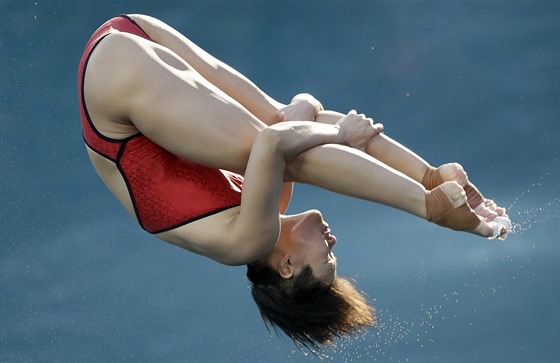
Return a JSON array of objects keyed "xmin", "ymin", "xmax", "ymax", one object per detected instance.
[
  {"xmin": 128, "ymin": 14, "xmax": 284, "ymax": 126},
  {"xmin": 128, "ymin": 14, "xmax": 223, "ymax": 73},
  {"xmin": 162, "ymin": 129, "xmax": 288, "ymax": 266},
  {"xmin": 223, "ymin": 129, "xmax": 287, "ymax": 263},
  {"xmin": 88, "ymin": 34, "xmax": 288, "ymax": 265}
]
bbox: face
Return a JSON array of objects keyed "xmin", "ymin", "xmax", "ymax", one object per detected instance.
[{"xmin": 274, "ymin": 209, "xmax": 338, "ymax": 285}]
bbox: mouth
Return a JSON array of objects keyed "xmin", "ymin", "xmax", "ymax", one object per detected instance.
[{"xmin": 323, "ymin": 225, "xmax": 336, "ymax": 242}]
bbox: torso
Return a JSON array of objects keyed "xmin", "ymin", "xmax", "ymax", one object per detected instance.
[{"xmin": 79, "ymin": 15, "xmax": 243, "ymax": 251}]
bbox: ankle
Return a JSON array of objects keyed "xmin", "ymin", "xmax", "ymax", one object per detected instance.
[
  {"xmin": 438, "ymin": 163, "xmax": 468, "ymax": 187},
  {"xmin": 425, "ymin": 183, "xmax": 480, "ymax": 231},
  {"xmin": 421, "ymin": 166, "xmax": 443, "ymax": 190},
  {"xmin": 439, "ymin": 181, "xmax": 467, "ymax": 208}
]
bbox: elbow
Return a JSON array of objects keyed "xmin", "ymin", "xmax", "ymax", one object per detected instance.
[
  {"xmin": 255, "ymin": 126, "xmax": 299, "ymax": 163},
  {"xmin": 255, "ymin": 127, "xmax": 282, "ymax": 148}
]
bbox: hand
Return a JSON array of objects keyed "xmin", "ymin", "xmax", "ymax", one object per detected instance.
[
  {"xmin": 279, "ymin": 93, "xmax": 323, "ymax": 122},
  {"xmin": 290, "ymin": 93, "xmax": 323, "ymax": 114},
  {"xmin": 336, "ymin": 110, "xmax": 384, "ymax": 151}
]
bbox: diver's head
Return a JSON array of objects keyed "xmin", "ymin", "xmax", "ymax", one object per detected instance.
[
  {"xmin": 271, "ymin": 209, "xmax": 338, "ymax": 285},
  {"xmin": 246, "ymin": 209, "xmax": 376, "ymax": 350}
]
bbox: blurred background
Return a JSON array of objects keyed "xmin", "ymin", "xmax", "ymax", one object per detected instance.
[{"xmin": 1, "ymin": 1, "xmax": 558, "ymax": 362}]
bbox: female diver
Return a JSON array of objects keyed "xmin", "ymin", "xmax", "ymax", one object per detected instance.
[{"xmin": 78, "ymin": 14, "xmax": 510, "ymax": 349}]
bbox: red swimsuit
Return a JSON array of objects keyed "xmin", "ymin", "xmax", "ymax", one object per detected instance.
[{"xmin": 78, "ymin": 15, "xmax": 243, "ymax": 234}]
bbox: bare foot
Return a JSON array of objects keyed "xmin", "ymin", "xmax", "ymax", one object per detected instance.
[
  {"xmin": 437, "ymin": 163, "xmax": 506, "ymax": 222},
  {"xmin": 474, "ymin": 199, "xmax": 506, "ymax": 221},
  {"xmin": 438, "ymin": 181, "xmax": 468, "ymax": 208},
  {"xmin": 435, "ymin": 182, "xmax": 509, "ymax": 239},
  {"xmin": 438, "ymin": 163, "xmax": 468, "ymax": 187}
]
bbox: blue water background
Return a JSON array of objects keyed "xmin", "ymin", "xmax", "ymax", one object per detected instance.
[{"xmin": 1, "ymin": 1, "xmax": 559, "ymax": 362}]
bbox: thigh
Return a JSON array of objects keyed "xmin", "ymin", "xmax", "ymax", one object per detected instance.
[{"xmin": 84, "ymin": 31, "xmax": 266, "ymax": 173}]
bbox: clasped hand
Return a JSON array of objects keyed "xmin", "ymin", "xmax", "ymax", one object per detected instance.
[
  {"xmin": 279, "ymin": 93, "xmax": 324, "ymax": 123},
  {"xmin": 336, "ymin": 110, "xmax": 384, "ymax": 151},
  {"xmin": 280, "ymin": 94, "xmax": 383, "ymax": 151}
]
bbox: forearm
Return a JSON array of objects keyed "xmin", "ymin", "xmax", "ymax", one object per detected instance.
[
  {"xmin": 232, "ymin": 125, "xmax": 342, "ymax": 261},
  {"xmin": 315, "ymin": 110, "xmax": 430, "ymax": 183},
  {"xmin": 130, "ymin": 14, "xmax": 283, "ymax": 125},
  {"xmin": 201, "ymin": 62, "xmax": 284, "ymax": 124},
  {"xmin": 267, "ymin": 121, "xmax": 343, "ymax": 162}
]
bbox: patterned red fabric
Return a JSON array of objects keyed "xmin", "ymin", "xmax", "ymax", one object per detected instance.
[{"xmin": 78, "ymin": 15, "xmax": 243, "ymax": 233}]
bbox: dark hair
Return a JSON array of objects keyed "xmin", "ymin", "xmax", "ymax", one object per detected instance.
[{"xmin": 246, "ymin": 260, "xmax": 376, "ymax": 351}]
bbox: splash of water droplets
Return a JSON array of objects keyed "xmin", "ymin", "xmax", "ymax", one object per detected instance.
[{"xmin": 503, "ymin": 169, "xmax": 559, "ymax": 236}]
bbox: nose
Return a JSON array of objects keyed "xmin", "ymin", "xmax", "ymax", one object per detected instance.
[{"xmin": 305, "ymin": 209, "xmax": 323, "ymax": 221}]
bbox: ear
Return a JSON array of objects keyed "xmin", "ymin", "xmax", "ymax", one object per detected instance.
[{"xmin": 278, "ymin": 254, "xmax": 294, "ymax": 279}]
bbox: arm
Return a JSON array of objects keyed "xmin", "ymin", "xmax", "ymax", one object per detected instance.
[
  {"xmin": 128, "ymin": 14, "xmax": 312, "ymax": 213},
  {"xmin": 127, "ymin": 15, "xmax": 429, "ymax": 188},
  {"xmin": 278, "ymin": 182, "xmax": 294, "ymax": 214},
  {"xmin": 216, "ymin": 121, "xmax": 347, "ymax": 265},
  {"xmin": 128, "ymin": 14, "xmax": 284, "ymax": 125},
  {"xmin": 216, "ymin": 113, "xmax": 379, "ymax": 265},
  {"xmin": 314, "ymin": 110, "xmax": 430, "ymax": 183},
  {"xmin": 314, "ymin": 110, "xmax": 503, "ymax": 219},
  {"xmin": 129, "ymin": 15, "xmax": 324, "ymax": 128}
]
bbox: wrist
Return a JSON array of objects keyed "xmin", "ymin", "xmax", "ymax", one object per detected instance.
[{"xmin": 334, "ymin": 124, "xmax": 347, "ymax": 145}]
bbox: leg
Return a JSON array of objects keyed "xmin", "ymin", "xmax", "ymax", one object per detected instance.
[
  {"xmin": 315, "ymin": 111, "xmax": 505, "ymax": 219},
  {"xmin": 87, "ymin": 28, "xmax": 496, "ymax": 237},
  {"xmin": 85, "ymin": 31, "xmax": 266, "ymax": 174},
  {"xmin": 285, "ymin": 144, "xmax": 496, "ymax": 237},
  {"xmin": 315, "ymin": 110, "xmax": 430, "ymax": 181},
  {"xmin": 129, "ymin": 15, "xmax": 321, "ymax": 127},
  {"xmin": 286, "ymin": 144, "xmax": 428, "ymax": 218},
  {"xmin": 126, "ymin": 14, "xmax": 501, "ymax": 222}
]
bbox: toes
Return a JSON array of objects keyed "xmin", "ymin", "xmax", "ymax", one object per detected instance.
[
  {"xmin": 487, "ymin": 216, "xmax": 512, "ymax": 240},
  {"xmin": 484, "ymin": 199, "xmax": 497, "ymax": 208},
  {"xmin": 474, "ymin": 204, "xmax": 499, "ymax": 221},
  {"xmin": 473, "ymin": 219, "xmax": 495, "ymax": 238},
  {"xmin": 483, "ymin": 199, "xmax": 506, "ymax": 216},
  {"xmin": 472, "ymin": 215, "xmax": 512, "ymax": 239},
  {"xmin": 439, "ymin": 163, "xmax": 468, "ymax": 186},
  {"xmin": 439, "ymin": 181, "xmax": 467, "ymax": 208}
]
